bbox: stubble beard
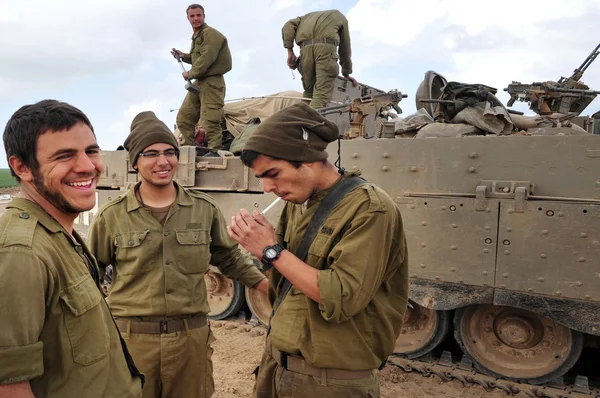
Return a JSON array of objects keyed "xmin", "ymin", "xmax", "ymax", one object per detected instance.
[{"xmin": 32, "ymin": 168, "xmax": 89, "ymax": 215}]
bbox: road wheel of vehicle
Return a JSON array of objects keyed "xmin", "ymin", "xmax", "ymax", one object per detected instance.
[
  {"xmin": 393, "ymin": 301, "xmax": 451, "ymax": 359},
  {"xmin": 245, "ymin": 285, "xmax": 272, "ymax": 326},
  {"xmin": 454, "ymin": 304, "xmax": 583, "ymax": 384},
  {"xmin": 205, "ymin": 266, "xmax": 246, "ymax": 320},
  {"xmin": 245, "ymin": 268, "xmax": 272, "ymax": 326}
]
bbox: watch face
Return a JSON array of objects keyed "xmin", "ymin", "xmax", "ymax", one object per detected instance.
[{"xmin": 266, "ymin": 248, "xmax": 277, "ymax": 258}]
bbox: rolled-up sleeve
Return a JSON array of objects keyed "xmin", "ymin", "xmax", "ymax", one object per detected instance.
[
  {"xmin": 0, "ymin": 249, "xmax": 49, "ymax": 384},
  {"xmin": 209, "ymin": 208, "xmax": 266, "ymax": 288},
  {"xmin": 317, "ymin": 209, "xmax": 401, "ymax": 323}
]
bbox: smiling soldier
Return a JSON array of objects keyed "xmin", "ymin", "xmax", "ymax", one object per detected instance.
[
  {"xmin": 0, "ymin": 100, "xmax": 143, "ymax": 398},
  {"xmin": 87, "ymin": 111, "xmax": 267, "ymax": 398}
]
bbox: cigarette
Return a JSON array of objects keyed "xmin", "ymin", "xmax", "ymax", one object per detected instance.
[{"xmin": 260, "ymin": 197, "xmax": 282, "ymax": 215}]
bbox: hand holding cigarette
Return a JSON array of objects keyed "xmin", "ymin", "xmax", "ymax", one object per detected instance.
[{"xmin": 227, "ymin": 206, "xmax": 278, "ymax": 258}]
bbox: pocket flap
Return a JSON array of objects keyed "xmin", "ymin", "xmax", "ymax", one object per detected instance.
[
  {"xmin": 176, "ymin": 229, "xmax": 210, "ymax": 245},
  {"xmin": 60, "ymin": 277, "xmax": 102, "ymax": 316},
  {"xmin": 116, "ymin": 230, "xmax": 149, "ymax": 248}
]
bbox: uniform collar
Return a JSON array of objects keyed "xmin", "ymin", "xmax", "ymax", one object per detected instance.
[
  {"xmin": 192, "ymin": 23, "xmax": 208, "ymax": 39},
  {"xmin": 126, "ymin": 181, "xmax": 192, "ymax": 212},
  {"xmin": 7, "ymin": 198, "xmax": 65, "ymax": 234},
  {"xmin": 307, "ymin": 169, "xmax": 362, "ymax": 207}
]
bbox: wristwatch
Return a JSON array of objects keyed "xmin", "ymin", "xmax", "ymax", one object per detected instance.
[{"xmin": 261, "ymin": 243, "xmax": 285, "ymax": 270}]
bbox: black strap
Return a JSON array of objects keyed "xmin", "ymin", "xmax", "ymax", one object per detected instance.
[{"xmin": 271, "ymin": 176, "xmax": 367, "ymax": 317}]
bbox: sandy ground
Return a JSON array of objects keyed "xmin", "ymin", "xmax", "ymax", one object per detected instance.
[
  {"xmin": 0, "ymin": 188, "xmax": 526, "ymax": 397},
  {"xmin": 210, "ymin": 319, "xmax": 527, "ymax": 398}
]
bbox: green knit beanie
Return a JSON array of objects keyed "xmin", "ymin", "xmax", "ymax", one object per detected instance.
[
  {"xmin": 243, "ymin": 102, "xmax": 339, "ymax": 162},
  {"xmin": 124, "ymin": 111, "xmax": 179, "ymax": 166}
]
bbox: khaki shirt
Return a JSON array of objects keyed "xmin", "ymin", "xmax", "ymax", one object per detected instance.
[
  {"xmin": 0, "ymin": 199, "xmax": 142, "ymax": 397},
  {"xmin": 282, "ymin": 9, "xmax": 352, "ymax": 75},
  {"xmin": 269, "ymin": 173, "xmax": 408, "ymax": 370},
  {"xmin": 87, "ymin": 182, "xmax": 266, "ymax": 318},
  {"xmin": 185, "ymin": 23, "xmax": 232, "ymax": 80}
]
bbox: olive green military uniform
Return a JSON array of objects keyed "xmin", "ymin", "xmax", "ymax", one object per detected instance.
[
  {"xmin": 87, "ymin": 182, "xmax": 266, "ymax": 398},
  {"xmin": 282, "ymin": 10, "xmax": 353, "ymax": 109},
  {"xmin": 254, "ymin": 173, "xmax": 408, "ymax": 398},
  {"xmin": 177, "ymin": 23, "xmax": 232, "ymax": 151},
  {"xmin": 0, "ymin": 199, "xmax": 142, "ymax": 397}
]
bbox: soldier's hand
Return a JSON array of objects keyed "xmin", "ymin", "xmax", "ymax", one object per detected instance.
[
  {"xmin": 344, "ymin": 74, "xmax": 358, "ymax": 87},
  {"xmin": 227, "ymin": 209, "xmax": 276, "ymax": 258},
  {"xmin": 182, "ymin": 71, "xmax": 190, "ymax": 80},
  {"xmin": 171, "ymin": 48, "xmax": 184, "ymax": 58},
  {"xmin": 287, "ymin": 53, "xmax": 297, "ymax": 69}
]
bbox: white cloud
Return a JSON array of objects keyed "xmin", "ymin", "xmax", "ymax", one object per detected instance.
[
  {"xmin": 1, "ymin": 0, "xmax": 600, "ymax": 168},
  {"xmin": 347, "ymin": 0, "xmax": 600, "ymax": 111}
]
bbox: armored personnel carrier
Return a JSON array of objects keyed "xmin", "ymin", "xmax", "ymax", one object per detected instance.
[{"xmin": 85, "ymin": 45, "xmax": 600, "ymax": 394}]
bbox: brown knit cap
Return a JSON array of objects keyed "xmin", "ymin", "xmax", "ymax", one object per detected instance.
[
  {"xmin": 124, "ymin": 111, "xmax": 179, "ymax": 166},
  {"xmin": 243, "ymin": 102, "xmax": 339, "ymax": 162}
]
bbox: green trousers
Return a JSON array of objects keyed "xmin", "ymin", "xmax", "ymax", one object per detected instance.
[
  {"xmin": 176, "ymin": 75, "xmax": 225, "ymax": 150},
  {"xmin": 253, "ymin": 345, "xmax": 380, "ymax": 398},
  {"xmin": 123, "ymin": 323, "xmax": 215, "ymax": 398},
  {"xmin": 298, "ymin": 44, "xmax": 340, "ymax": 109}
]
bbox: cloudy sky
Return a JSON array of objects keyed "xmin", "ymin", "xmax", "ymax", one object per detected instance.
[{"xmin": 1, "ymin": 0, "xmax": 599, "ymax": 168}]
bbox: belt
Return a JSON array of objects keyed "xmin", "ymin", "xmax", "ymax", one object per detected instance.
[
  {"xmin": 299, "ymin": 38, "xmax": 339, "ymax": 48},
  {"xmin": 267, "ymin": 341, "xmax": 373, "ymax": 380},
  {"xmin": 115, "ymin": 315, "xmax": 208, "ymax": 334}
]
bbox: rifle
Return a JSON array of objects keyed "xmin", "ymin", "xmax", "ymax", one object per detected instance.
[
  {"xmin": 318, "ymin": 90, "xmax": 407, "ymax": 139},
  {"xmin": 504, "ymin": 42, "xmax": 600, "ymax": 116}
]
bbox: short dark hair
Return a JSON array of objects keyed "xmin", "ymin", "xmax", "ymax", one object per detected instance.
[
  {"xmin": 3, "ymin": 99, "xmax": 94, "ymax": 181},
  {"xmin": 186, "ymin": 4, "xmax": 204, "ymax": 14},
  {"xmin": 240, "ymin": 150, "xmax": 302, "ymax": 169}
]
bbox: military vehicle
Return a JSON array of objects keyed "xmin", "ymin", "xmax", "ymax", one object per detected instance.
[{"xmin": 82, "ymin": 44, "xmax": 600, "ymax": 395}]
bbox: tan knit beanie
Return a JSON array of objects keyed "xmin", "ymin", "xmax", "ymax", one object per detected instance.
[
  {"xmin": 243, "ymin": 102, "xmax": 339, "ymax": 162},
  {"xmin": 124, "ymin": 111, "xmax": 179, "ymax": 166}
]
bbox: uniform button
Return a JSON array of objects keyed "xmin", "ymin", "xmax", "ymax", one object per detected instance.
[
  {"xmin": 165, "ymin": 260, "xmax": 172, "ymax": 265},
  {"xmin": 19, "ymin": 212, "xmax": 30, "ymax": 219},
  {"xmin": 164, "ymin": 232, "xmax": 169, "ymax": 236},
  {"xmin": 128, "ymin": 240, "xmax": 134, "ymax": 245},
  {"xmin": 166, "ymin": 288, "xmax": 173, "ymax": 294}
]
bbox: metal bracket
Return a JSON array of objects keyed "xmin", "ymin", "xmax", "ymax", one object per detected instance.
[
  {"xmin": 196, "ymin": 157, "xmax": 229, "ymax": 171},
  {"xmin": 475, "ymin": 185, "xmax": 488, "ymax": 211},
  {"xmin": 475, "ymin": 180, "xmax": 533, "ymax": 213}
]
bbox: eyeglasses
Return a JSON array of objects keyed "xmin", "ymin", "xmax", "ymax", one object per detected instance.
[{"xmin": 138, "ymin": 149, "xmax": 180, "ymax": 159}]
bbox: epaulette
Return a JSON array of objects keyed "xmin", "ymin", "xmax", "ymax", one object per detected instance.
[
  {"xmin": 185, "ymin": 188, "xmax": 219, "ymax": 207},
  {"xmin": 359, "ymin": 184, "xmax": 386, "ymax": 213},
  {"xmin": 0, "ymin": 211, "xmax": 37, "ymax": 248},
  {"xmin": 96, "ymin": 192, "xmax": 128, "ymax": 215}
]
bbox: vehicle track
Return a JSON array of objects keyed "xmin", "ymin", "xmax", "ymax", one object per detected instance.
[{"xmin": 388, "ymin": 349, "xmax": 599, "ymax": 398}]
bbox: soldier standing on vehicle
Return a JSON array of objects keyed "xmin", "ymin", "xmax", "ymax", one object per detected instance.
[
  {"xmin": 0, "ymin": 100, "xmax": 143, "ymax": 398},
  {"xmin": 283, "ymin": 9, "xmax": 358, "ymax": 109},
  {"xmin": 171, "ymin": 4, "xmax": 232, "ymax": 155},
  {"xmin": 87, "ymin": 111, "xmax": 268, "ymax": 398},
  {"xmin": 227, "ymin": 102, "xmax": 408, "ymax": 397}
]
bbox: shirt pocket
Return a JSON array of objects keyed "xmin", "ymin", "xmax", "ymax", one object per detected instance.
[
  {"xmin": 114, "ymin": 230, "xmax": 152, "ymax": 274},
  {"xmin": 175, "ymin": 229, "xmax": 211, "ymax": 274},
  {"xmin": 306, "ymin": 233, "xmax": 331, "ymax": 268},
  {"xmin": 60, "ymin": 276, "xmax": 110, "ymax": 366}
]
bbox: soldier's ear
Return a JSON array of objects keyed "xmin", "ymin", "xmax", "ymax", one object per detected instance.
[{"xmin": 8, "ymin": 156, "xmax": 34, "ymax": 183}]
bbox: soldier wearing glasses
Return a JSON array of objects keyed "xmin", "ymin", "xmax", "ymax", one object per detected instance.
[{"xmin": 87, "ymin": 111, "xmax": 267, "ymax": 398}]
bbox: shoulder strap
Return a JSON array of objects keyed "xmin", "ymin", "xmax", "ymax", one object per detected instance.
[{"xmin": 271, "ymin": 176, "xmax": 366, "ymax": 316}]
